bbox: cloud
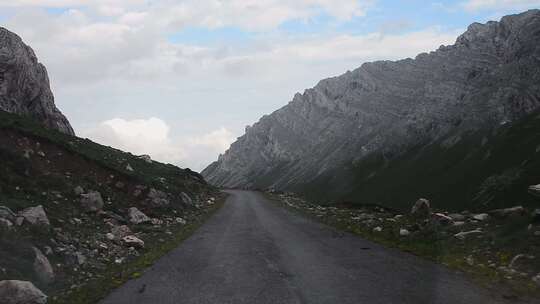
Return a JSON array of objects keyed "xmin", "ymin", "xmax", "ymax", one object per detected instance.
[
  {"xmin": 82, "ymin": 117, "xmax": 236, "ymax": 171},
  {"xmin": 462, "ymin": 0, "xmax": 540, "ymax": 11}
]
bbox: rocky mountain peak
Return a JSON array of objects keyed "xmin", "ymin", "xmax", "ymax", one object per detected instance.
[
  {"xmin": 202, "ymin": 10, "xmax": 540, "ymax": 210},
  {"xmin": 0, "ymin": 27, "xmax": 74, "ymax": 135}
]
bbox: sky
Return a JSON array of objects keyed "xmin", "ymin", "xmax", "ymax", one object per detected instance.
[{"xmin": 1, "ymin": 0, "xmax": 539, "ymax": 171}]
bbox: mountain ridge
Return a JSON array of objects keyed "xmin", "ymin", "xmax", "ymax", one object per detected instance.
[
  {"xmin": 202, "ymin": 9, "xmax": 540, "ymax": 211},
  {"xmin": 0, "ymin": 27, "xmax": 74, "ymax": 135}
]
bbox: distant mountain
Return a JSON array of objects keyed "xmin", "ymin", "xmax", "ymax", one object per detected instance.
[
  {"xmin": 202, "ymin": 10, "xmax": 540, "ymax": 211},
  {"xmin": 0, "ymin": 27, "xmax": 74, "ymax": 135}
]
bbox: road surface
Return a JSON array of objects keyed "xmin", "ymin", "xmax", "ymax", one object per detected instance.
[{"xmin": 101, "ymin": 190, "xmax": 514, "ymax": 304}]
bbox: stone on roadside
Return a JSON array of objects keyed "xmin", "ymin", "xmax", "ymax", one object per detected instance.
[
  {"xmin": 373, "ymin": 226, "xmax": 383, "ymax": 232},
  {"xmin": 0, "ymin": 218, "xmax": 13, "ymax": 230},
  {"xmin": 533, "ymin": 273, "xmax": 540, "ymax": 287},
  {"xmin": 0, "ymin": 206, "xmax": 16, "ymax": 222},
  {"xmin": 0, "ymin": 280, "xmax": 47, "ymax": 304},
  {"xmin": 472, "ymin": 213, "xmax": 489, "ymax": 221},
  {"xmin": 432, "ymin": 213, "xmax": 453, "ymax": 225},
  {"xmin": 528, "ymin": 184, "xmax": 540, "ymax": 198},
  {"xmin": 20, "ymin": 205, "xmax": 50, "ymax": 226},
  {"xmin": 111, "ymin": 225, "xmax": 132, "ymax": 240},
  {"xmin": 122, "ymin": 235, "xmax": 144, "ymax": 248},
  {"xmin": 411, "ymin": 198, "xmax": 431, "ymax": 218},
  {"xmin": 127, "ymin": 207, "xmax": 151, "ymax": 225},
  {"xmin": 448, "ymin": 213, "xmax": 466, "ymax": 221},
  {"xmin": 454, "ymin": 228, "xmax": 483, "ymax": 240},
  {"xmin": 73, "ymin": 186, "xmax": 84, "ymax": 196},
  {"xmin": 80, "ymin": 191, "xmax": 104, "ymax": 212},
  {"xmin": 32, "ymin": 247, "xmax": 55, "ymax": 284},
  {"xmin": 399, "ymin": 228, "xmax": 410, "ymax": 236},
  {"xmin": 175, "ymin": 217, "xmax": 187, "ymax": 225}
]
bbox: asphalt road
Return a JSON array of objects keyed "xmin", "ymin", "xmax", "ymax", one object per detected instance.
[{"xmin": 100, "ymin": 190, "xmax": 515, "ymax": 304}]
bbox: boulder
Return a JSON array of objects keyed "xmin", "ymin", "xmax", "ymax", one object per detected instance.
[
  {"xmin": 399, "ymin": 228, "xmax": 410, "ymax": 236},
  {"xmin": 0, "ymin": 206, "xmax": 16, "ymax": 222},
  {"xmin": 0, "ymin": 280, "xmax": 47, "ymax": 304},
  {"xmin": 32, "ymin": 247, "xmax": 54, "ymax": 284},
  {"xmin": 529, "ymin": 184, "xmax": 540, "ymax": 198},
  {"xmin": 454, "ymin": 228, "xmax": 483, "ymax": 240},
  {"xmin": 80, "ymin": 191, "xmax": 104, "ymax": 212},
  {"xmin": 122, "ymin": 235, "xmax": 144, "ymax": 248},
  {"xmin": 73, "ymin": 186, "xmax": 84, "ymax": 196},
  {"xmin": 146, "ymin": 188, "xmax": 170, "ymax": 207},
  {"xmin": 139, "ymin": 155, "xmax": 152, "ymax": 163},
  {"xmin": 0, "ymin": 218, "xmax": 13, "ymax": 230},
  {"xmin": 111, "ymin": 225, "xmax": 132, "ymax": 240},
  {"xmin": 127, "ymin": 207, "xmax": 151, "ymax": 225},
  {"xmin": 472, "ymin": 213, "xmax": 489, "ymax": 221},
  {"xmin": 175, "ymin": 217, "xmax": 187, "ymax": 225},
  {"xmin": 373, "ymin": 226, "xmax": 383, "ymax": 232},
  {"xmin": 20, "ymin": 205, "xmax": 50, "ymax": 226},
  {"xmin": 533, "ymin": 273, "xmax": 540, "ymax": 287},
  {"xmin": 410, "ymin": 198, "xmax": 431, "ymax": 218},
  {"xmin": 489, "ymin": 206, "xmax": 526, "ymax": 219},
  {"xmin": 448, "ymin": 213, "xmax": 466, "ymax": 221},
  {"xmin": 432, "ymin": 213, "xmax": 453, "ymax": 225}
]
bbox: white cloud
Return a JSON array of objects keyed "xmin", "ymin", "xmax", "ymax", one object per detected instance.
[
  {"xmin": 82, "ymin": 118, "xmax": 235, "ymax": 171},
  {"xmin": 462, "ymin": 0, "xmax": 540, "ymax": 11},
  {"xmin": 0, "ymin": 1, "xmax": 465, "ymax": 170}
]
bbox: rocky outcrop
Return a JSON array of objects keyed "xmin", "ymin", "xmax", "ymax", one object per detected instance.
[
  {"xmin": 0, "ymin": 27, "xmax": 74, "ymax": 135},
  {"xmin": 0, "ymin": 280, "xmax": 47, "ymax": 304},
  {"xmin": 203, "ymin": 10, "xmax": 540, "ymax": 210}
]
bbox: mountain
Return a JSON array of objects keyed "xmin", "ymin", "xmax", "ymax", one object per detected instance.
[
  {"xmin": 0, "ymin": 27, "xmax": 74, "ymax": 135},
  {"xmin": 202, "ymin": 10, "xmax": 540, "ymax": 211}
]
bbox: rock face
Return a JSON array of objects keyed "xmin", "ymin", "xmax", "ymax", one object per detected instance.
[
  {"xmin": 0, "ymin": 27, "xmax": 74, "ymax": 135},
  {"xmin": 203, "ymin": 10, "xmax": 540, "ymax": 210},
  {"xmin": 0, "ymin": 280, "xmax": 47, "ymax": 304}
]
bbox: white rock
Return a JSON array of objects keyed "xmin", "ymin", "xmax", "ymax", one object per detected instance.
[
  {"xmin": 0, "ymin": 280, "xmax": 47, "ymax": 304},
  {"xmin": 139, "ymin": 155, "xmax": 152, "ymax": 163},
  {"xmin": 73, "ymin": 186, "xmax": 84, "ymax": 196},
  {"xmin": 453, "ymin": 221, "xmax": 466, "ymax": 227},
  {"xmin": 528, "ymin": 184, "xmax": 540, "ymax": 198},
  {"xmin": 454, "ymin": 228, "xmax": 483, "ymax": 240},
  {"xmin": 122, "ymin": 235, "xmax": 144, "ymax": 248},
  {"xmin": 373, "ymin": 226, "xmax": 383, "ymax": 232},
  {"xmin": 126, "ymin": 163, "xmax": 134, "ymax": 172},
  {"xmin": 448, "ymin": 213, "xmax": 466, "ymax": 221},
  {"xmin": 411, "ymin": 198, "xmax": 431, "ymax": 217},
  {"xmin": 175, "ymin": 217, "xmax": 187, "ymax": 225},
  {"xmin": 80, "ymin": 191, "xmax": 104, "ymax": 212},
  {"xmin": 472, "ymin": 213, "xmax": 489, "ymax": 221},
  {"xmin": 106, "ymin": 233, "xmax": 115, "ymax": 241},
  {"xmin": 127, "ymin": 207, "xmax": 151, "ymax": 225},
  {"xmin": 32, "ymin": 247, "xmax": 55, "ymax": 284},
  {"xmin": 399, "ymin": 228, "xmax": 410, "ymax": 236},
  {"xmin": 0, "ymin": 218, "xmax": 13, "ymax": 230},
  {"xmin": 532, "ymin": 273, "xmax": 540, "ymax": 287},
  {"xmin": 20, "ymin": 205, "xmax": 50, "ymax": 226}
]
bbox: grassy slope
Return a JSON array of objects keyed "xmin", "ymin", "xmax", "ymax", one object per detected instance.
[
  {"xmin": 295, "ymin": 110, "xmax": 540, "ymax": 212},
  {"xmin": 0, "ymin": 110, "xmax": 222, "ymax": 303}
]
